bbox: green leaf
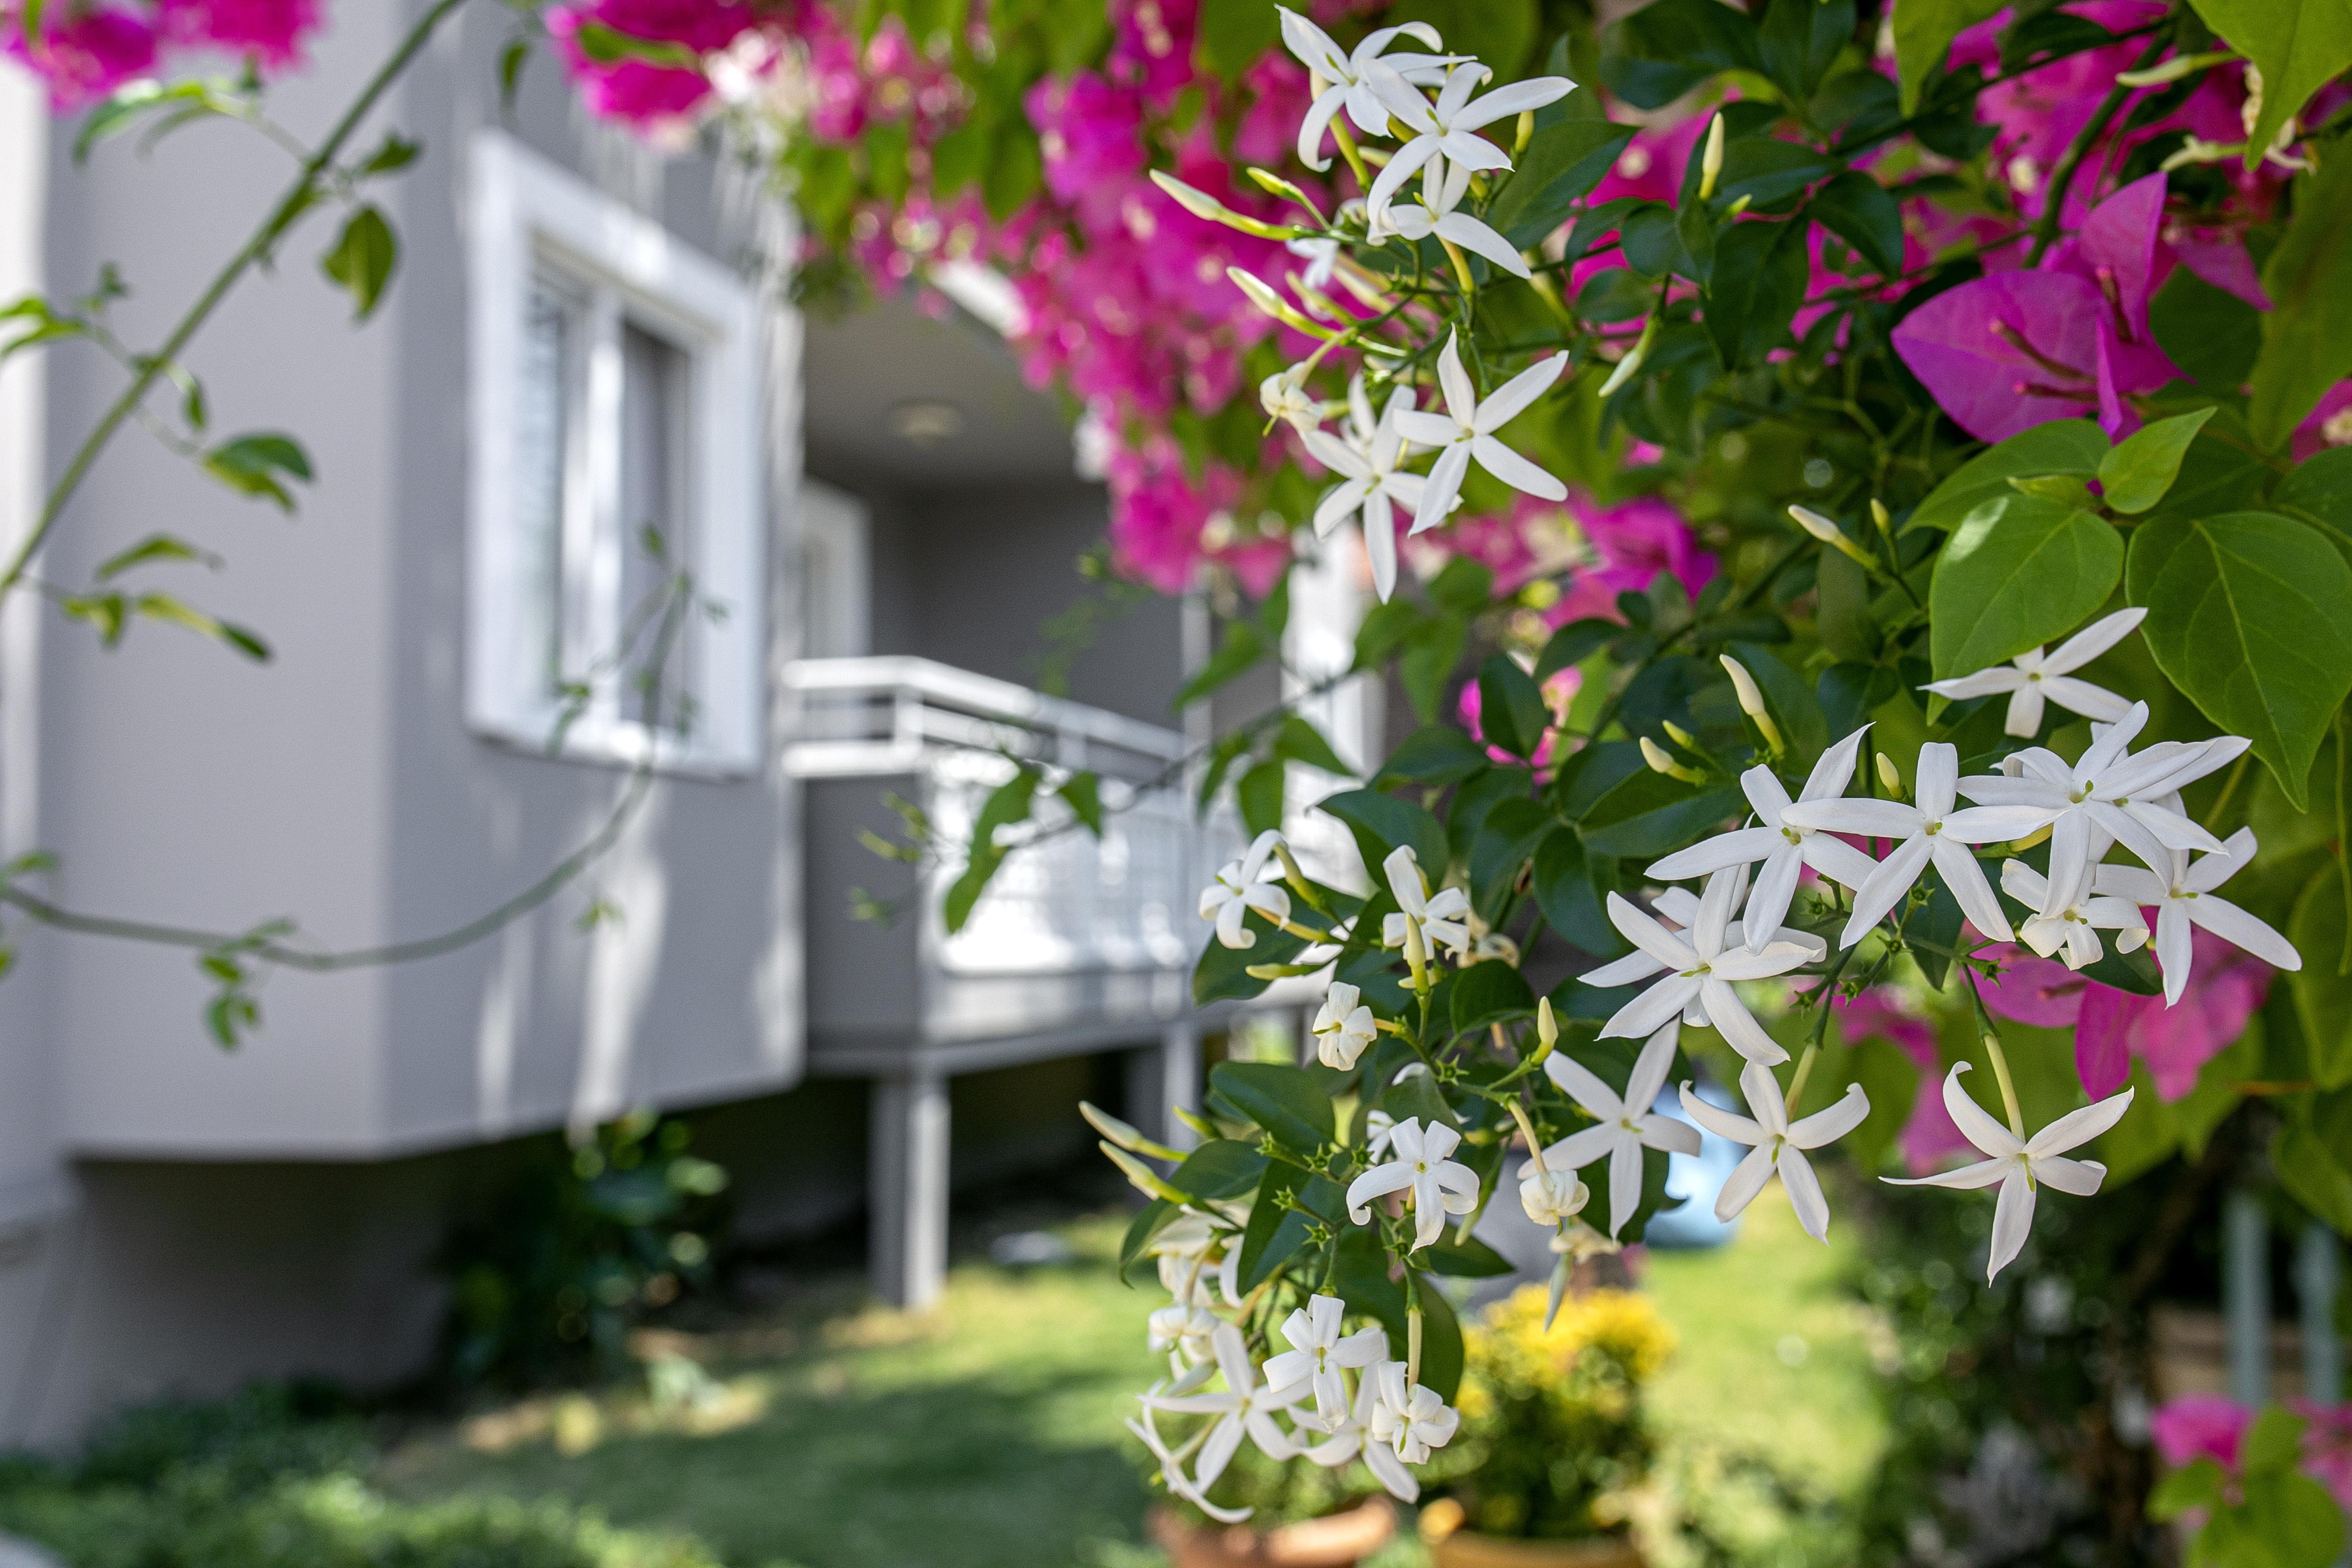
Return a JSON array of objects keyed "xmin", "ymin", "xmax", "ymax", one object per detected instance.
[
  {"xmin": 1273, "ymin": 714, "xmax": 1351, "ymax": 776},
  {"xmin": 1209, "ymin": 1061, "xmax": 1333, "ymax": 1152},
  {"xmin": 1193, "ymin": 0, "xmax": 1279, "ymax": 79},
  {"xmin": 943, "ymin": 766, "xmax": 1039, "ymax": 932},
  {"xmin": 1422, "ymin": 1234, "xmax": 1514, "ymax": 1278},
  {"xmin": 1056, "ymin": 771, "xmax": 1103, "ymax": 838},
  {"xmin": 1701, "ymin": 215, "xmax": 1811, "ymax": 369},
  {"xmin": 321, "ymin": 205, "xmax": 398, "ymax": 322},
  {"xmin": 1814, "ymin": 541, "xmax": 1878, "ymax": 663},
  {"xmin": 1536, "ymin": 617, "xmax": 1620, "ymax": 682},
  {"xmin": 2278, "ymin": 1120, "xmax": 2352, "ymax": 1233},
  {"xmin": 2151, "ymin": 266, "xmax": 2264, "ymax": 396},
  {"xmin": 2287, "ymin": 867, "xmax": 2352, "ymax": 1089},
  {"xmin": 1166, "ymin": 1139, "xmax": 1268, "ymax": 1202},
  {"xmin": 2250, "ymin": 153, "xmax": 2352, "ymax": 447},
  {"xmin": 2128, "ymin": 511, "xmax": 2352, "ymax": 808},
  {"xmin": 1709, "ymin": 139, "xmax": 1842, "ymax": 212},
  {"xmin": 2273, "ymin": 447, "xmax": 2352, "ymax": 575},
  {"xmin": 1533, "ymin": 828, "xmax": 1622, "ymax": 956},
  {"xmin": 1353, "ymin": 599, "xmax": 1426, "ymax": 672},
  {"xmin": 1476, "ymin": 654, "xmax": 1549, "ymax": 761},
  {"xmin": 1236, "ymin": 1162, "xmax": 1311, "ymax": 1290},
  {"xmin": 1758, "ymin": 0, "xmax": 1853, "ymax": 104},
  {"xmin": 981, "ymin": 122, "xmax": 1042, "ymax": 221},
  {"xmin": 1810, "ymin": 170, "xmax": 1903, "ymax": 276},
  {"xmin": 1491, "ymin": 121, "xmax": 1636, "ymax": 249},
  {"xmin": 1176, "ymin": 620, "xmax": 1265, "ymax": 708},
  {"xmin": 1384, "ymin": 0, "xmax": 1540, "ymax": 78},
  {"xmin": 1929, "ymin": 493, "xmax": 2123, "ymax": 678},
  {"xmin": 571, "ymin": 19, "xmax": 700, "ymax": 68},
  {"xmin": 1414, "ymin": 1277, "xmax": 1467, "ymax": 1403},
  {"xmin": 95, "ymin": 533, "xmax": 214, "ymax": 581},
  {"xmin": 1374, "ymin": 724, "xmax": 1490, "ymax": 787},
  {"xmin": 1576, "ymin": 772, "xmax": 1744, "ymax": 858},
  {"xmin": 1599, "ymin": 0, "xmax": 1764, "ymax": 110},
  {"xmin": 1450, "ymin": 961, "xmax": 1536, "ymax": 1037},
  {"xmin": 1428, "ymin": 556, "xmax": 1495, "ymax": 616},
  {"xmin": 356, "ymin": 131, "xmax": 421, "ymax": 177},
  {"xmin": 2097, "ymin": 408, "xmax": 2218, "ymax": 515},
  {"xmin": 2148, "ymin": 1458, "xmax": 2227, "ymax": 1520},
  {"xmin": 2186, "ymin": 0, "xmax": 2352, "ymax": 172},
  {"xmin": 1470, "ymin": 796, "xmax": 1551, "ymax": 918},
  {"xmin": 1119, "ymin": 1198, "xmax": 1181, "ymax": 1273},
  {"xmin": 201, "ymin": 432, "xmax": 312, "ymax": 511},
  {"xmin": 1192, "ymin": 915, "xmax": 1309, "ymax": 1005},
  {"xmin": 1892, "ymin": 0, "xmax": 2006, "ymax": 113},
  {"xmin": 127, "ymin": 594, "xmax": 268, "ymax": 661},
  {"xmin": 1908, "ymin": 420, "xmax": 2110, "ymax": 534},
  {"xmin": 1318, "ymin": 788, "xmax": 1449, "ymax": 882},
  {"xmin": 1726, "ymin": 640, "xmax": 1830, "ymax": 763},
  {"xmin": 1236, "ymin": 758, "xmax": 1285, "ymax": 837}
]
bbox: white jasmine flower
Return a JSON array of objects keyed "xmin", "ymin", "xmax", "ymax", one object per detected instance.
[
  {"xmin": 1954, "ymin": 704, "xmax": 2243, "ymax": 905},
  {"xmin": 1259, "ymin": 363, "xmax": 1326, "ymax": 434},
  {"xmin": 1921, "ymin": 607, "xmax": 2148, "ymax": 736},
  {"xmin": 1883, "ymin": 1063, "xmax": 2135, "ymax": 1282},
  {"xmin": 1302, "ymin": 377, "xmax": 1427, "ymax": 602},
  {"xmin": 2093, "ymin": 828, "xmax": 2302, "ymax": 1003},
  {"xmin": 1289, "ymin": 1331, "xmax": 1421, "ymax": 1503},
  {"xmin": 1380, "ymin": 844, "xmax": 1471, "ymax": 960},
  {"xmin": 1148, "ymin": 1302, "xmax": 1222, "ymax": 1365},
  {"xmin": 1540, "ymin": 1021, "xmax": 1702, "ymax": 1236},
  {"xmin": 1594, "ymin": 866, "xmax": 1816, "ymax": 1066},
  {"xmin": 1576, "ymin": 885, "xmax": 1827, "ymax": 991},
  {"xmin": 1128, "ymin": 1400, "xmax": 1253, "ymax": 1524},
  {"xmin": 1312, "ymin": 981, "xmax": 1379, "ymax": 1069},
  {"xmin": 1363, "ymin": 1108, "xmax": 1398, "ymax": 1159},
  {"xmin": 1345, "ymin": 1115, "xmax": 1480, "ymax": 1250},
  {"xmin": 1199, "ymin": 829, "xmax": 1292, "ymax": 948},
  {"xmin": 1517, "ymin": 1162, "xmax": 1590, "ymax": 1227},
  {"xmin": 1365, "ymin": 61, "xmax": 1574, "ymax": 214},
  {"xmin": 2000, "ymin": 858, "xmax": 2149, "ymax": 970},
  {"xmin": 1150, "ymin": 1213, "xmax": 1244, "ymax": 1309},
  {"xmin": 1142, "ymin": 1322, "xmax": 1311, "ymax": 1495},
  {"xmin": 1262, "ymin": 1295, "xmax": 1386, "ymax": 1432},
  {"xmin": 1393, "ymin": 333, "xmax": 1569, "ymax": 533},
  {"xmin": 1646, "ymin": 727, "xmax": 1881, "ymax": 949},
  {"xmin": 1277, "ymin": 8, "xmax": 1452, "ymax": 171},
  {"xmin": 1679, "ymin": 1062, "xmax": 1871, "ymax": 1244},
  {"xmin": 1367, "ymin": 1360, "xmax": 1460, "ymax": 1463},
  {"xmin": 1780, "ymin": 742, "xmax": 2051, "ymax": 948},
  {"xmin": 1370, "ymin": 156, "xmax": 1532, "ymax": 279},
  {"xmin": 1286, "ymin": 232, "xmax": 1342, "ymax": 289}
]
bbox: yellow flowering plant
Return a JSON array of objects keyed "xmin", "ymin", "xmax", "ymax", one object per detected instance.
[{"xmin": 1422, "ymin": 1286, "xmax": 1677, "ymax": 1541}]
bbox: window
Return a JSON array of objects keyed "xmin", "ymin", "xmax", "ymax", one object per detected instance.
[
  {"xmin": 468, "ymin": 131, "xmax": 766, "ymax": 774},
  {"xmin": 797, "ymin": 479, "xmax": 870, "ymax": 660}
]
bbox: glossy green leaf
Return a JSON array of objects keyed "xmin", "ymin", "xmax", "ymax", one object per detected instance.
[
  {"xmin": 1374, "ymin": 724, "xmax": 1490, "ymax": 787},
  {"xmin": 1814, "ymin": 540, "xmax": 1878, "ymax": 663},
  {"xmin": 1892, "ymin": 0, "xmax": 2005, "ymax": 112},
  {"xmin": 1119, "ymin": 1198, "xmax": 1180, "ymax": 1273},
  {"xmin": 1211, "ymin": 1061, "xmax": 1334, "ymax": 1153},
  {"xmin": 1491, "ymin": 120, "xmax": 1636, "ymax": 248},
  {"xmin": 1422, "ymin": 1234, "xmax": 1515, "ymax": 1278},
  {"xmin": 2276, "ymin": 1120, "xmax": 2352, "ymax": 1234},
  {"xmin": 1237, "ymin": 758, "xmax": 1284, "ymax": 837},
  {"xmin": 1318, "ymin": 788, "xmax": 1449, "ymax": 881},
  {"xmin": 1450, "ymin": 960, "xmax": 1536, "ymax": 1037},
  {"xmin": 1576, "ymin": 772, "xmax": 1744, "ymax": 857},
  {"xmin": 1758, "ymin": 0, "xmax": 1853, "ymax": 104},
  {"xmin": 2097, "ymin": 407, "xmax": 2216, "ymax": 515},
  {"xmin": 94, "ymin": 533, "xmax": 214, "ymax": 581},
  {"xmin": 1726, "ymin": 640, "xmax": 1830, "ymax": 763},
  {"xmin": 1809, "ymin": 170, "xmax": 1903, "ymax": 276},
  {"xmin": 1476, "ymin": 654, "xmax": 1549, "ymax": 760},
  {"xmin": 1907, "ymin": 420, "xmax": 2109, "ymax": 534},
  {"xmin": 1929, "ymin": 493, "xmax": 2122, "ymax": 678},
  {"xmin": 1385, "ymin": 0, "xmax": 1540, "ymax": 77},
  {"xmin": 1701, "ymin": 213, "xmax": 1810, "ymax": 369},
  {"xmin": 1535, "ymin": 616, "xmax": 1619, "ymax": 682},
  {"xmin": 1533, "ymin": 828, "xmax": 1623, "ymax": 956},
  {"xmin": 320, "ymin": 204, "xmax": 399, "ymax": 321},
  {"xmin": 202, "ymin": 431, "xmax": 312, "ymax": 511},
  {"xmin": 1236, "ymin": 1162, "xmax": 1311, "ymax": 1290},
  {"xmin": 1166, "ymin": 1139, "xmax": 1267, "ymax": 1202},
  {"xmin": 1273, "ymin": 714, "xmax": 1351, "ymax": 776},
  {"xmin": 1056, "ymin": 772, "xmax": 1103, "ymax": 838},
  {"xmin": 2287, "ymin": 866, "xmax": 2352, "ymax": 1089},
  {"xmin": 2128, "ymin": 510, "xmax": 2352, "ymax": 808},
  {"xmin": 943, "ymin": 766, "xmax": 1039, "ymax": 932},
  {"xmin": 2186, "ymin": 0, "xmax": 2352, "ymax": 172},
  {"xmin": 2249, "ymin": 151, "xmax": 2352, "ymax": 447},
  {"xmin": 1598, "ymin": 0, "xmax": 1763, "ymax": 109},
  {"xmin": 2272, "ymin": 446, "xmax": 2352, "ymax": 574},
  {"xmin": 1470, "ymin": 796, "xmax": 1552, "ymax": 918},
  {"xmin": 1194, "ymin": 0, "xmax": 1278, "ymax": 79}
]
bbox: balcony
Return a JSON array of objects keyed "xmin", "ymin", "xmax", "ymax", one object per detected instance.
[{"xmin": 783, "ymin": 657, "xmax": 1251, "ymax": 1305}]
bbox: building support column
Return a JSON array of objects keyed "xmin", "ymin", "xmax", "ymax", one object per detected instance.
[
  {"xmin": 2224, "ymin": 1187, "xmax": 2271, "ymax": 1406},
  {"xmin": 870, "ymin": 1068, "xmax": 949, "ymax": 1310},
  {"xmin": 1126, "ymin": 1020, "xmax": 1201, "ymax": 1153},
  {"xmin": 2297, "ymin": 1219, "xmax": 2343, "ymax": 1403}
]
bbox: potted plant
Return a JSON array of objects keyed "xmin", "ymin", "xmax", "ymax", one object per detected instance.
[
  {"xmin": 1415, "ymin": 1285, "xmax": 1676, "ymax": 1567},
  {"xmin": 1142, "ymin": 1426, "xmax": 1397, "ymax": 1568}
]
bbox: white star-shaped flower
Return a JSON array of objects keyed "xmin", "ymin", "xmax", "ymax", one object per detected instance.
[
  {"xmin": 2093, "ymin": 827, "xmax": 2302, "ymax": 1003},
  {"xmin": 1593, "ymin": 866, "xmax": 1816, "ymax": 1066},
  {"xmin": 1363, "ymin": 1107, "xmax": 1398, "ymax": 1159},
  {"xmin": 1142, "ymin": 1321, "xmax": 1311, "ymax": 1496},
  {"xmin": 1577, "ymin": 885, "xmax": 1827, "ymax": 992},
  {"xmin": 1365, "ymin": 60, "xmax": 1573, "ymax": 214},
  {"xmin": 1262, "ymin": 1295, "xmax": 1386, "ymax": 1433},
  {"xmin": 1259, "ymin": 363, "xmax": 1326, "ymax": 434},
  {"xmin": 1199, "ymin": 829, "xmax": 1292, "ymax": 949},
  {"xmin": 1369, "ymin": 156, "xmax": 1531, "ymax": 279},
  {"xmin": 1646, "ymin": 727, "xmax": 1881, "ymax": 950},
  {"xmin": 1302, "ymin": 377, "xmax": 1427, "ymax": 602},
  {"xmin": 1277, "ymin": 8, "xmax": 1453, "ymax": 171},
  {"xmin": 2000, "ymin": 857, "xmax": 2148, "ymax": 971},
  {"xmin": 1287, "ymin": 1330, "xmax": 1422, "ymax": 1503},
  {"xmin": 1883, "ymin": 1063, "xmax": 2135, "ymax": 1282},
  {"xmin": 1517, "ymin": 1161, "xmax": 1590, "ymax": 1227},
  {"xmin": 1954, "ymin": 703, "xmax": 2243, "ymax": 906},
  {"xmin": 1286, "ymin": 232, "xmax": 1341, "ymax": 289},
  {"xmin": 1148, "ymin": 1302, "xmax": 1221, "ymax": 1366},
  {"xmin": 1921, "ymin": 607, "xmax": 2146, "ymax": 737},
  {"xmin": 1539, "ymin": 1020, "xmax": 1702, "ymax": 1237},
  {"xmin": 1379, "ymin": 844, "xmax": 1471, "ymax": 960},
  {"xmin": 1311, "ymin": 981, "xmax": 1379, "ymax": 1069},
  {"xmin": 1345, "ymin": 1115, "xmax": 1480, "ymax": 1250},
  {"xmin": 1367, "ymin": 1359, "xmax": 1460, "ymax": 1463},
  {"xmin": 1679, "ymin": 1062, "xmax": 1870, "ymax": 1244},
  {"xmin": 1781, "ymin": 742, "xmax": 2051, "ymax": 949},
  {"xmin": 1393, "ymin": 333, "xmax": 1568, "ymax": 533}
]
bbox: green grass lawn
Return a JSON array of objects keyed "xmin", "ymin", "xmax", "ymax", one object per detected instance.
[{"xmin": 383, "ymin": 1190, "xmax": 1886, "ymax": 1568}]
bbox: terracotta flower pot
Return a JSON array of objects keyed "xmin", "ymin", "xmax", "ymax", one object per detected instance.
[
  {"xmin": 1420, "ymin": 1500, "xmax": 1643, "ymax": 1568},
  {"xmin": 1148, "ymin": 1498, "xmax": 1396, "ymax": 1568}
]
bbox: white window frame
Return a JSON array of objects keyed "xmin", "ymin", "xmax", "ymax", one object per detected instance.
[{"xmin": 467, "ymin": 129, "xmax": 765, "ymax": 776}]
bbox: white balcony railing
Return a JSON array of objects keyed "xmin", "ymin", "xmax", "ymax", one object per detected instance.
[{"xmin": 783, "ymin": 657, "xmax": 1223, "ymax": 979}]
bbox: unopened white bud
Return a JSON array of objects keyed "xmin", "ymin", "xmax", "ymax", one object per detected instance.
[
  {"xmin": 1698, "ymin": 112, "xmax": 1726, "ymax": 200},
  {"xmin": 1720, "ymin": 656, "xmax": 1785, "ymax": 753},
  {"xmin": 1876, "ymin": 753, "xmax": 1904, "ymax": 798}
]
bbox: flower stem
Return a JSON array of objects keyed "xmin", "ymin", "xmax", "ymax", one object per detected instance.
[{"xmin": 1982, "ymin": 1029, "xmax": 2027, "ymax": 1141}]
